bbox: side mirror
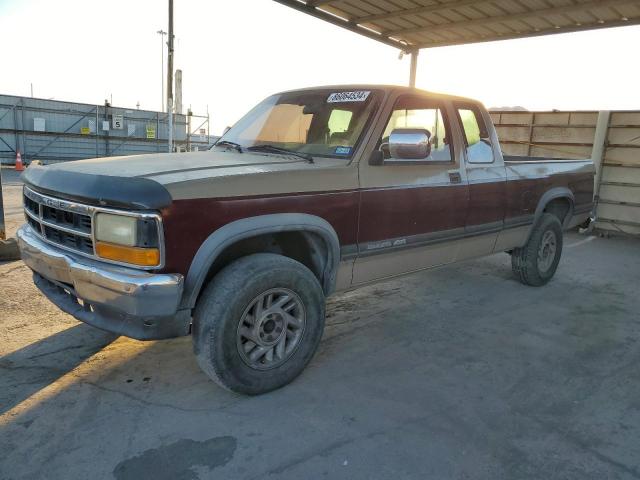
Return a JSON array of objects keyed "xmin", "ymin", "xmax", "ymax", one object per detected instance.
[
  {"xmin": 222, "ymin": 126, "xmax": 231, "ymax": 135},
  {"xmin": 389, "ymin": 128, "xmax": 432, "ymax": 160}
]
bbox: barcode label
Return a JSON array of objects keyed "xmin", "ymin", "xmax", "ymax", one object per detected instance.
[{"xmin": 327, "ymin": 91, "xmax": 371, "ymax": 103}]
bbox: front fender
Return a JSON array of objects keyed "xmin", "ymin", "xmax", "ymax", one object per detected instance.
[{"xmin": 180, "ymin": 213, "xmax": 341, "ymax": 310}]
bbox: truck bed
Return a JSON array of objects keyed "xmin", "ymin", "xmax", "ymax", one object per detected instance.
[{"xmin": 503, "ymin": 155, "xmax": 592, "ymax": 163}]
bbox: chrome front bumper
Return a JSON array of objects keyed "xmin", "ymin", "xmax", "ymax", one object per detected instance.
[{"xmin": 17, "ymin": 224, "xmax": 189, "ymax": 340}]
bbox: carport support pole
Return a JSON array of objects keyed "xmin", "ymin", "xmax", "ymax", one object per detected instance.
[
  {"xmin": 409, "ymin": 50, "xmax": 419, "ymax": 88},
  {"xmin": 591, "ymin": 110, "xmax": 611, "ymax": 218}
]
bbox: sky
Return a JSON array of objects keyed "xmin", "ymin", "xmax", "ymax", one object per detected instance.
[{"xmin": 1, "ymin": 0, "xmax": 639, "ymax": 134}]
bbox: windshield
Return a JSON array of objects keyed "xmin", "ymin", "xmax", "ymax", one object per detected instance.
[{"xmin": 217, "ymin": 89, "xmax": 380, "ymax": 158}]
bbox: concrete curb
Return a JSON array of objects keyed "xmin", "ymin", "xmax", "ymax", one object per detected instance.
[{"xmin": 0, "ymin": 238, "xmax": 20, "ymax": 261}]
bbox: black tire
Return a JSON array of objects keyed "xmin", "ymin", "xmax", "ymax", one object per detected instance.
[
  {"xmin": 511, "ymin": 213, "xmax": 563, "ymax": 287},
  {"xmin": 192, "ymin": 253, "xmax": 325, "ymax": 395}
]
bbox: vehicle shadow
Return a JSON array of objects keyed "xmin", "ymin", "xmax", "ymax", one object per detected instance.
[{"xmin": 0, "ymin": 323, "xmax": 117, "ymax": 415}]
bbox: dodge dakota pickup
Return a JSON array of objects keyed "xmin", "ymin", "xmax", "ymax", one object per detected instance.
[{"xmin": 17, "ymin": 85, "xmax": 595, "ymax": 394}]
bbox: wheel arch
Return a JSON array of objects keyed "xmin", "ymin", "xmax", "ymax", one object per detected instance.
[
  {"xmin": 180, "ymin": 213, "xmax": 341, "ymax": 310},
  {"xmin": 525, "ymin": 187, "xmax": 575, "ymax": 243}
]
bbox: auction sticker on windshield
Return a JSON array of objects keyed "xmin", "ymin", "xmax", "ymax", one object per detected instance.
[
  {"xmin": 334, "ymin": 146, "xmax": 352, "ymax": 156},
  {"xmin": 327, "ymin": 91, "xmax": 370, "ymax": 103}
]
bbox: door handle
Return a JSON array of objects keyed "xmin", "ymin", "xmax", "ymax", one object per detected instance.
[{"xmin": 449, "ymin": 171, "xmax": 462, "ymax": 184}]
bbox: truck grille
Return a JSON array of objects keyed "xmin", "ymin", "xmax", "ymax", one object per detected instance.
[{"xmin": 23, "ymin": 187, "xmax": 95, "ymax": 256}]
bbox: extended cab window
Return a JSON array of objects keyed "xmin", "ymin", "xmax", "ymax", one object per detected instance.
[
  {"xmin": 218, "ymin": 90, "xmax": 379, "ymax": 158},
  {"xmin": 380, "ymin": 96, "xmax": 452, "ymax": 162},
  {"xmin": 457, "ymin": 105, "xmax": 494, "ymax": 164}
]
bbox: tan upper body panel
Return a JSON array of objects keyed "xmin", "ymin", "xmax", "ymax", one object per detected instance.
[
  {"xmin": 41, "ymin": 149, "xmax": 359, "ymax": 200},
  {"xmin": 34, "ymin": 85, "xmax": 593, "ymax": 205},
  {"xmin": 37, "ymin": 85, "xmax": 486, "ymax": 201}
]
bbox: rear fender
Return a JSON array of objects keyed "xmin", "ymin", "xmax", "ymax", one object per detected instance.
[{"xmin": 524, "ymin": 187, "xmax": 575, "ymax": 243}]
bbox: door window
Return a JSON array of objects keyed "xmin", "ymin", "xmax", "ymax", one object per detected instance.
[
  {"xmin": 457, "ymin": 106, "xmax": 494, "ymax": 164},
  {"xmin": 380, "ymin": 96, "xmax": 452, "ymax": 162}
]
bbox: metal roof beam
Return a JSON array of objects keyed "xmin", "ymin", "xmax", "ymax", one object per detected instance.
[
  {"xmin": 384, "ymin": 0, "xmax": 637, "ymax": 38},
  {"xmin": 409, "ymin": 17, "xmax": 640, "ymax": 48},
  {"xmin": 306, "ymin": 0, "xmax": 337, "ymax": 6},
  {"xmin": 273, "ymin": 0, "xmax": 412, "ymax": 50},
  {"xmin": 357, "ymin": 0, "xmax": 489, "ymax": 23}
]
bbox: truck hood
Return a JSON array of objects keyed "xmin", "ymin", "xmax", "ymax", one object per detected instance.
[
  {"xmin": 35, "ymin": 150, "xmax": 314, "ymax": 179},
  {"xmin": 22, "ymin": 150, "xmax": 321, "ymax": 210}
]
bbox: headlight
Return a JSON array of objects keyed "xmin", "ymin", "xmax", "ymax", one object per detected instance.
[
  {"xmin": 94, "ymin": 213, "xmax": 161, "ymax": 267},
  {"xmin": 95, "ymin": 213, "xmax": 138, "ymax": 246}
]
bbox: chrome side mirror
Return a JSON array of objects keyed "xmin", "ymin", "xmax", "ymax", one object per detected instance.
[{"xmin": 389, "ymin": 128, "xmax": 432, "ymax": 160}]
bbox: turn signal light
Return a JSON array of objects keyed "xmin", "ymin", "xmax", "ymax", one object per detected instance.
[{"xmin": 95, "ymin": 241, "xmax": 160, "ymax": 267}]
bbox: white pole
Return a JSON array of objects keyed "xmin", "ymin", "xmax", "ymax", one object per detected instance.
[
  {"xmin": 157, "ymin": 30, "xmax": 166, "ymax": 112},
  {"xmin": 409, "ymin": 50, "xmax": 419, "ymax": 88},
  {"xmin": 168, "ymin": 98, "xmax": 173, "ymax": 153}
]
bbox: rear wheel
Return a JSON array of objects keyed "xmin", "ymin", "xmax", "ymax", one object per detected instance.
[
  {"xmin": 511, "ymin": 213, "xmax": 563, "ymax": 286},
  {"xmin": 192, "ymin": 253, "xmax": 325, "ymax": 395}
]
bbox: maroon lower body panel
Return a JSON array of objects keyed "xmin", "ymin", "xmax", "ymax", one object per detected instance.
[
  {"xmin": 466, "ymin": 180, "xmax": 506, "ymax": 228},
  {"xmin": 160, "ymin": 171, "xmax": 594, "ymax": 277},
  {"xmin": 357, "ymin": 184, "xmax": 468, "ymax": 243},
  {"xmin": 505, "ymin": 172, "xmax": 594, "ymax": 222},
  {"xmin": 162, "ymin": 183, "xmax": 470, "ymax": 275},
  {"xmin": 161, "ymin": 190, "xmax": 359, "ymax": 274}
]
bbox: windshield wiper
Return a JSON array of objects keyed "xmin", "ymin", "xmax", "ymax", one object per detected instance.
[
  {"xmin": 214, "ymin": 140, "xmax": 243, "ymax": 153},
  {"xmin": 247, "ymin": 144, "xmax": 314, "ymax": 163}
]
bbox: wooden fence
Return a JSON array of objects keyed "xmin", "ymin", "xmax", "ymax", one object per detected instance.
[{"xmin": 490, "ymin": 110, "xmax": 640, "ymax": 236}]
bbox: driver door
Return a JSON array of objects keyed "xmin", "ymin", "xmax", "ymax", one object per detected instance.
[{"xmin": 353, "ymin": 94, "xmax": 469, "ymax": 284}]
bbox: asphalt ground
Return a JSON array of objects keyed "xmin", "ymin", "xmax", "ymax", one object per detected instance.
[{"xmin": 1, "ymin": 169, "xmax": 640, "ymax": 479}]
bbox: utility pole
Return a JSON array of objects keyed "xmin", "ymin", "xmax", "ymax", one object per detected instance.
[
  {"xmin": 167, "ymin": 0, "xmax": 174, "ymax": 153},
  {"xmin": 157, "ymin": 29, "xmax": 167, "ymax": 112}
]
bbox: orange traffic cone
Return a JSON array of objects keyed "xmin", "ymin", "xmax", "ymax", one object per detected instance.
[{"xmin": 15, "ymin": 151, "xmax": 24, "ymax": 172}]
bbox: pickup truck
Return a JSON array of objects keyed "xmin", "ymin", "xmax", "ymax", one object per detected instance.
[{"xmin": 17, "ymin": 85, "xmax": 595, "ymax": 394}]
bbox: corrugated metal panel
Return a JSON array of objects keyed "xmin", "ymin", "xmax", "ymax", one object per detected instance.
[
  {"xmin": 276, "ymin": 0, "xmax": 640, "ymax": 50},
  {"xmin": 0, "ymin": 95, "xmax": 211, "ymax": 164}
]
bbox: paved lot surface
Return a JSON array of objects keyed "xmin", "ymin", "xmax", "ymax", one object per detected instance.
[
  {"xmin": 1, "ymin": 176, "xmax": 640, "ymax": 479},
  {"xmin": 0, "ymin": 167, "xmax": 22, "ymax": 185}
]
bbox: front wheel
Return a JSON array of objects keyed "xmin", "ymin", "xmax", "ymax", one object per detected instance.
[
  {"xmin": 192, "ymin": 253, "xmax": 325, "ymax": 395},
  {"xmin": 511, "ymin": 213, "xmax": 563, "ymax": 287}
]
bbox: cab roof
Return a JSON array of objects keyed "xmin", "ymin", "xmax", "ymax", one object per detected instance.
[{"xmin": 276, "ymin": 84, "xmax": 481, "ymax": 104}]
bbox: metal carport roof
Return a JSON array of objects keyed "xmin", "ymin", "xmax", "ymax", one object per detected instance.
[{"xmin": 274, "ymin": 0, "xmax": 640, "ymax": 51}]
